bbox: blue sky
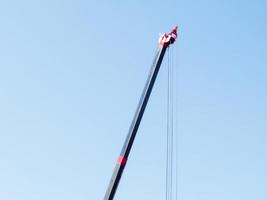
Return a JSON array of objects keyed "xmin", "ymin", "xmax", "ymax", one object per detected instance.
[{"xmin": 0, "ymin": 0, "xmax": 267, "ymax": 199}]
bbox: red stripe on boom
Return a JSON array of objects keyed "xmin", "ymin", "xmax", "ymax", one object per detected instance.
[{"xmin": 117, "ymin": 156, "xmax": 127, "ymax": 165}]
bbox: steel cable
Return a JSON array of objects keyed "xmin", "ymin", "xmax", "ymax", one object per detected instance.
[{"xmin": 166, "ymin": 46, "xmax": 175, "ymax": 200}]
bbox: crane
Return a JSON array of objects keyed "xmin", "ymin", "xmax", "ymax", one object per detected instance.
[{"xmin": 104, "ymin": 26, "xmax": 178, "ymax": 200}]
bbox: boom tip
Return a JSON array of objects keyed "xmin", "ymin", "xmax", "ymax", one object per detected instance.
[{"xmin": 159, "ymin": 26, "xmax": 178, "ymax": 47}]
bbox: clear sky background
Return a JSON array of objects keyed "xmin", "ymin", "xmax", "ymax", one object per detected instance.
[{"xmin": 0, "ymin": 0, "xmax": 267, "ymax": 199}]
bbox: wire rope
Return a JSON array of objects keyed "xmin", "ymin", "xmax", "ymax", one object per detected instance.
[{"xmin": 166, "ymin": 45, "xmax": 178, "ymax": 200}]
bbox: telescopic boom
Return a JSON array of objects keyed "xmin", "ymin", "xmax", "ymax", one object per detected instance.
[{"xmin": 104, "ymin": 26, "xmax": 178, "ymax": 200}]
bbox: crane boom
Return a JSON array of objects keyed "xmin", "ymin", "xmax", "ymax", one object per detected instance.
[{"xmin": 104, "ymin": 26, "xmax": 178, "ymax": 200}]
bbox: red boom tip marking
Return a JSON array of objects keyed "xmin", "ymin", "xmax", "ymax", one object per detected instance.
[
  {"xmin": 117, "ymin": 156, "xmax": 128, "ymax": 165},
  {"xmin": 159, "ymin": 26, "xmax": 178, "ymax": 47}
]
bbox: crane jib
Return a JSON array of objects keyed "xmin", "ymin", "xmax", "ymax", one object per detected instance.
[{"xmin": 104, "ymin": 26, "xmax": 178, "ymax": 200}]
